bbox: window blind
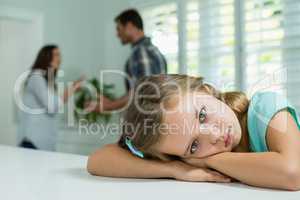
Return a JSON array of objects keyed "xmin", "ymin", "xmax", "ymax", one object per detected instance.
[
  {"xmin": 141, "ymin": 2, "xmax": 179, "ymax": 73},
  {"xmin": 282, "ymin": 0, "xmax": 300, "ymax": 111},
  {"xmin": 243, "ymin": 0, "xmax": 285, "ymax": 94},
  {"xmin": 186, "ymin": 0, "xmax": 236, "ymax": 90},
  {"xmin": 244, "ymin": 0, "xmax": 300, "ymax": 111},
  {"xmin": 137, "ymin": 0, "xmax": 299, "ymax": 111}
]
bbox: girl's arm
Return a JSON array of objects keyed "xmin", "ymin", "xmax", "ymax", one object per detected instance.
[
  {"xmin": 87, "ymin": 144, "xmax": 231, "ymax": 182},
  {"xmin": 87, "ymin": 144, "xmax": 172, "ymax": 178},
  {"xmin": 186, "ymin": 111, "xmax": 300, "ymax": 190}
]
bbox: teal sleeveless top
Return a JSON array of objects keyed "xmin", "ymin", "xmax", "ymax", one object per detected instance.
[{"xmin": 247, "ymin": 92, "xmax": 300, "ymax": 152}]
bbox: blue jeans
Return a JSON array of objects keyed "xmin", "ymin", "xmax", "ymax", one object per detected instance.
[{"xmin": 19, "ymin": 140, "xmax": 38, "ymax": 150}]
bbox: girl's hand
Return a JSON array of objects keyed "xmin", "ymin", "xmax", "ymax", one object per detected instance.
[
  {"xmin": 183, "ymin": 157, "xmax": 208, "ymax": 168},
  {"xmin": 169, "ymin": 161, "xmax": 231, "ymax": 183},
  {"xmin": 184, "ymin": 156, "xmax": 239, "ymax": 183}
]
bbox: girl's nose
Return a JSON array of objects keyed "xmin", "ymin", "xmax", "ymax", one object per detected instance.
[
  {"xmin": 209, "ymin": 124, "xmax": 225, "ymax": 144},
  {"xmin": 209, "ymin": 132, "xmax": 219, "ymax": 144}
]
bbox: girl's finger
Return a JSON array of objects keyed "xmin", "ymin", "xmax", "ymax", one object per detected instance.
[
  {"xmin": 209, "ymin": 170, "xmax": 230, "ymax": 179},
  {"xmin": 206, "ymin": 174, "xmax": 231, "ymax": 182},
  {"xmin": 204, "ymin": 170, "xmax": 231, "ymax": 182}
]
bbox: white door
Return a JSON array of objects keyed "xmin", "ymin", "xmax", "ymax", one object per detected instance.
[{"xmin": 0, "ymin": 18, "xmax": 42, "ymax": 146}]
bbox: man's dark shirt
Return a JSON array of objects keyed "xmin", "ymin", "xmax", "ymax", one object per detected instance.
[{"xmin": 125, "ymin": 37, "xmax": 167, "ymax": 91}]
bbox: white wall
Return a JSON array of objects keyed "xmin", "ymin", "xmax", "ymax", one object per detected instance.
[
  {"xmin": 94, "ymin": 0, "xmax": 131, "ymax": 95},
  {"xmin": 0, "ymin": 0, "xmax": 131, "ymax": 80}
]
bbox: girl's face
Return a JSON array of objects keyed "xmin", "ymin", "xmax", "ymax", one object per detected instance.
[
  {"xmin": 153, "ymin": 91, "xmax": 242, "ymax": 159},
  {"xmin": 51, "ymin": 48, "xmax": 61, "ymax": 70}
]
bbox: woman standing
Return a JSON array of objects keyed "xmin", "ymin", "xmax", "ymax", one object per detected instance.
[{"xmin": 18, "ymin": 45, "xmax": 82, "ymax": 151}]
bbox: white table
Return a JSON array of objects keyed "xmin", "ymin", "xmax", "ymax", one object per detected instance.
[{"xmin": 1, "ymin": 145, "xmax": 300, "ymax": 200}]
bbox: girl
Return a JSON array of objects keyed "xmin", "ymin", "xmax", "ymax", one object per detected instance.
[
  {"xmin": 87, "ymin": 74, "xmax": 300, "ymax": 191},
  {"xmin": 18, "ymin": 45, "xmax": 83, "ymax": 151}
]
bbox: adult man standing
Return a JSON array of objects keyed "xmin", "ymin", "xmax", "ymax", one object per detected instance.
[{"xmin": 90, "ymin": 9, "xmax": 167, "ymax": 112}]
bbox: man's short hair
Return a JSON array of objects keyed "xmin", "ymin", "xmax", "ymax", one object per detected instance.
[{"xmin": 115, "ymin": 9, "xmax": 144, "ymax": 31}]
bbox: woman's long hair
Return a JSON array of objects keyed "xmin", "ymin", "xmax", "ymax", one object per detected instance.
[{"xmin": 31, "ymin": 45, "xmax": 59, "ymax": 85}]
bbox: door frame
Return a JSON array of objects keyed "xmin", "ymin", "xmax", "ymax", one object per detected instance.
[
  {"xmin": 0, "ymin": 5, "xmax": 44, "ymax": 48},
  {"xmin": 0, "ymin": 6, "xmax": 44, "ymax": 146}
]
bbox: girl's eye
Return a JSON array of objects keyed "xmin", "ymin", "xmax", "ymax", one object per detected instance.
[
  {"xmin": 198, "ymin": 106, "xmax": 207, "ymax": 124},
  {"xmin": 190, "ymin": 140, "xmax": 199, "ymax": 154}
]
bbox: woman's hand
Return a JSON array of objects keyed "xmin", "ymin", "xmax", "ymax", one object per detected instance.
[
  {"xmin": 72, "ymin": 75, "xmax": 85, "ymax": 91},
  {"xmin": 62, "ymin": 76, "xmax": 85, "ymax": 103},
  {"xmin": 169, "ymin": 161, "xmax": 231, "ymax": 183},
  {"xmin": 84, "ymin": 101, "xmax": 99, "ymax": 112}
]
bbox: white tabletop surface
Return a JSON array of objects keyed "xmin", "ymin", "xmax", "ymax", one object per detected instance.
[{"xmin": 1, "ymin": 145, "xmax": 300, "ymax": 200}]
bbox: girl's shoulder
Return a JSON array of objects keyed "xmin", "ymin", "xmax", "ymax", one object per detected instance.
[{"xmin": 247, "ymin": 91, "xmax": 300, "ymax": 152}]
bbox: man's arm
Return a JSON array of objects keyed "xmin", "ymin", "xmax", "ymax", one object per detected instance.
[
  {"xmin": 96, "ymin": 46, "xmax": 152, "ymax": 112},
  {"xmin": 85, "ymin": 90, "xmax": 132, "ymax": 113},
  {"xmin": 100, "ymin": 94, "xmax": 129, "ymax": 111},
  {"xmin": 187, "ymin": 111, "xmax": 300, "ymax": 190}
]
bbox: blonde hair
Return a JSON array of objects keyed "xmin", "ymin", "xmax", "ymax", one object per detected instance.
[{"xmin": 119, "ymin": 74, "xmax": 249, "ymax": 160}]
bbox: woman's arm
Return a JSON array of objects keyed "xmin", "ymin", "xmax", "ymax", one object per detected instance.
[
  {"xmin": 186, "ymin": 111, "xmax": 300, "ymax": 190},
  {"xmin": 62, "ymin": 77, "xmax": 84, "ymax": 103},
  {"xmin": 87, "ymin": 144, "xmax": 231, "ymax": 182},
  {"xmin": 28, "ymin": 74, "xmax": 59, "ymax": 115}
]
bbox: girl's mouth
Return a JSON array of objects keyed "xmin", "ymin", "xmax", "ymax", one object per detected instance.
[
  {"xmin": 224, "ymin": 126, "xmax": 232, "ymax": 147},
  {"xmin": 224, "ymin": 125, "xmax": 233, "ymax": 147},
  {"xmin": 225, "ymin": 133, "xmax": 232, "ymax": 147}
]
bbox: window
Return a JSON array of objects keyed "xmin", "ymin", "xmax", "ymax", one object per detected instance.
[
  {"xmin": 282, "ymin": 0, "xmax": 300, "ymax": 110},
  {"xmin": 142, "ymin": 3, "xmax": 179, "ymax": 73},
  {"xmin": 243, "ymin": 0, "xmax": 284, "ymax": 95},
  {"xmin": 243, "ymin": 0, "xmax": 300, "ymax": 111},
  {"xmin": 186, "ymin": 0, "xmax": 236, "ymax": 90},
  {"xmin": 137, "ymin": 0, "xmax": 300, "ymax": 109},
  {"xmin": 141, "ymin": 0, "xmax": 236, "ymax": 89}
]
